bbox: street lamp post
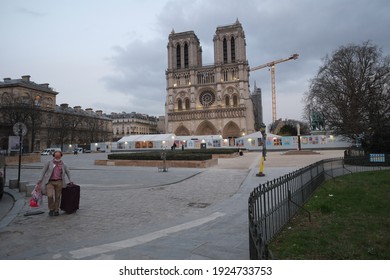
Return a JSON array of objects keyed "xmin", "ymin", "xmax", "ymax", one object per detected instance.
[
  {"xmin": 256, "ymin": 123, "xmax": 267, "ymax": 177},
  {"xmin": 17, "ymin": 126, "xmax": 23, "ymax": 189},
  {"xmin": 13, "ymin": 122, "xmax": 27, "ymax": 190}
]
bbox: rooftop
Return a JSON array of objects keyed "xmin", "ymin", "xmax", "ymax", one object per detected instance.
[{"xmin": 0, "ymin": 75, "xmax": 58, "ymax": 95}]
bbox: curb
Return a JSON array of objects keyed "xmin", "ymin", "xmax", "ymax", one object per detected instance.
[{"xmin": 0, "ymin": 187, "xmax": 25, "ymax": 230}]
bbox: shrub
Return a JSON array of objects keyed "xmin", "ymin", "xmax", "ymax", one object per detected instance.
[{"xmin": 108, "ymin": 150, "xmax": 215, "ymax": 161}]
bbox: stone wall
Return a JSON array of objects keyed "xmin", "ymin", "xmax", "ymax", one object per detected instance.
[{"xmin": 4, "ymin": 153, "xmax": 41, "ymax": 165}]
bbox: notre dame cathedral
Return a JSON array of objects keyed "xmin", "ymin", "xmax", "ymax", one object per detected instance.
[{"xmin": 165, "ymin": 20, "xmax": 256, "ymax": 141}]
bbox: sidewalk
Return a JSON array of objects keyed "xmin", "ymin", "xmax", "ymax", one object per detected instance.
[
  {"xmin": 0, "ymin": 187, "xmax": 24, "ymax": 230},
  {"xmin": 0, "ymin": 192, "xmax": 13, "ymax": 222},
  {"xmin": 0, "ymin": 150, "xmax": 344, "ymax": 259}
]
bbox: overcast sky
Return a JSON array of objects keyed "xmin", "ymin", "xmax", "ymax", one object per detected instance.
[{"xmin": 1, "ymin": 0, "xmax": 389, "ymax": 126}]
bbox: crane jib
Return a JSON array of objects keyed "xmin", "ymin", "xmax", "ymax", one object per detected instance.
[{"xmin": 249, "ymin": 54, "xmax": 299, "ymax": 122}]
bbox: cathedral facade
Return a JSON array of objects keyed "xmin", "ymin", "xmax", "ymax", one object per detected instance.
[{"xmin": 165, "ymin": 20, "xmax": 255, "ymax": 141}]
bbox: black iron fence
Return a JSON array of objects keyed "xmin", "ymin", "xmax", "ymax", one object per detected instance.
[{"xmin": 248, "ymin": 156, "xmax": 389, "ymax": 260}]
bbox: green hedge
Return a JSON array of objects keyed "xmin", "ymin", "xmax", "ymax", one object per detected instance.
[
  {"xmin": 108, "ymin": 151, "xmax": 211, "ymax": 161},
  {"xmin": 179, "ymin": 148, "xmax": 241, "ymax": 155},
  {"xmin": 108, "ymin": 148, "xmax": 241, "ymax": 161}
]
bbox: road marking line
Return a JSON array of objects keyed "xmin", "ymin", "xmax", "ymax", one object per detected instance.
[{"xmin": 69, "ymin": 211, "xmax": 225, "ymax": 259}]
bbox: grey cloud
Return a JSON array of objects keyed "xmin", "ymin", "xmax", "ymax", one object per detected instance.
[
  {"xmin": 102, "ymin": 0, "xmax": 390, "ymax": 121},
  {"xmin": 103, "ymin": 38, "xmax": 166, "ymax": 93}
]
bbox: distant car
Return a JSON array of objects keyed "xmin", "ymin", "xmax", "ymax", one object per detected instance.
[
  {"xmin": 73, "ymin": 148, "xmax": 83, "ymax": 154},
  {"xmin": 41, "ymin": 148, "xmax": 61, "ymax": 155},
  {"xmin": 84, "ymin": 149, "xmax": 91, "ymax": 153}
]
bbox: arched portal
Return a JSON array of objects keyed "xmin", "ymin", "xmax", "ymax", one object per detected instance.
[
  {"xmin": 223, "ymin": 121, "xmax": 240, "ymax": 146},
  {"xmin": 175, "ymin": 125, "xmax": 190, "ymax": 136},
  {"xmin": 195, "ymin": 120, "xmax": 217, "ymax": 135}
]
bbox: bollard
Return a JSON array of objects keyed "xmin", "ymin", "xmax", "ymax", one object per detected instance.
[{"xmin": 256, "ymin": 156, "xmax": 265, "ymax": 177}]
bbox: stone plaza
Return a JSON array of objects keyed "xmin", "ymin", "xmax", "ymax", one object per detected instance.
[{"xmin": 0, "ymin": 150, "xmax": 344, "ymax": 259}]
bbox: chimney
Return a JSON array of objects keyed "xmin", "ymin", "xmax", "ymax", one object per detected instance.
[
  {"xmin": 3, "ymin": 78, "xmax": 11, "ymax": 82},
  {"xmin": 21, "ymin": 75, "xmax": 31, "ymax": 82},
  {"xmin": 96, "ymin": 110, "xmax": 103, "ymax": 116},
  {"xmin": 40, "ymin": 83, "xmax": 50, "ymax": 88},
  {"xmin": 85, "ymin": 108, "xmax": 93, "ymax": 114},
  {"xmin": 74, "ymin": 106, "xmax": 82, "ymax": 112},
  {"xmin": 60, "ymin": 103, "xmax": 69, "ymax": 109}
]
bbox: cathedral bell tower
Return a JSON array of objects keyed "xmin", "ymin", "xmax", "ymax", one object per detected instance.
[{"xmin": 165, "ymin": 20, "xmax": 255, "ymax": 142}]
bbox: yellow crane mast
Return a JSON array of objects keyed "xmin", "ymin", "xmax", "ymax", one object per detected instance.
[{"xmin": 250, "ymin": 53, "xmax": 299, "ymax": 123}]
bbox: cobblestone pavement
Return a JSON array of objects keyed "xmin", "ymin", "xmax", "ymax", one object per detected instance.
[{"xmin": 0, "ymin": 150, "xmax": 344, "ymax": 260}]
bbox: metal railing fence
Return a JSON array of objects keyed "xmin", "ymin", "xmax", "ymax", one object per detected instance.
[{"xmin": 248, "ymin": 157, "xmax": 389, "ymax": 260}]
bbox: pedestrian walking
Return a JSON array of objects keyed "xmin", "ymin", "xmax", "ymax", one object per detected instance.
[{"xmin": 37, "ymin": 151, "xmax": 72, "ymax": 216}]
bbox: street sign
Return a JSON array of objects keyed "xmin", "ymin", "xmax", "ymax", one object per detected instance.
[{"xmin": 13, "ymin": 122, "xmax": 27, "ymax": 137}]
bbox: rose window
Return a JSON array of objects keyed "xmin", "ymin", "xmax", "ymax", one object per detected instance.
[{"xmin": 199, "ymin": 91, "xmax": 215, "ymax": 107}]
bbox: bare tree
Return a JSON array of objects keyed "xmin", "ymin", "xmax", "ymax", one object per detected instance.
[
  {"xmin": 68, "ymin": 114, "xmax": 83, "ymax": 145},
  {"xmin": 304, "ymin": 41, "xmax": 390, "ymax": 151},
  {"xmin": 269, "ymin": 119, "xmax": 310, "ymax": 136}
]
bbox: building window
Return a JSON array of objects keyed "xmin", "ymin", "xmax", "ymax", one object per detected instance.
[
  {"xmin": 233, "ymin": 95, "xmax": 238, "ymax": 107},
  {"xmin": 1, "ymin": 92, "xmax": 12, "ymax": 104},
  {"xmin": 223, "ymin": 69, "xmax": 228, "ymax": 82},
  {"xmin": 231, "ymin": 37, "xmax": 236, "ymax": 63},
  {"xmin": 184, "ymin": 72, "xmax": 190, "ymax": 85},
  {"xmin": 178, "ymin": 99, "xmax": 183, "ymax": 111},
  {"xmin": 176, "ymin": 44, "xmax": 181, "ymax": 69},
  {"xmin": 174, "ymin": 73, "xmax": 181, "ymax": 86},
  {"xmin": 185, "ymin": 98, "xmax": 190, "ymax": 110},
  {"xmin": 184, "ymin": 43, "xmax": 189, "ymax": 68},
  {"xmin": 197, "ymin": 70, "xmax": 215, "ymax": 84},
  {"xmin": 21, "ymin": 92, "xmax": 30, "ymax": 104},
  {"xmin": 222, "ymin": 67, "xmax": 238, "ymax": 82},
  {"xmin": 225, "ymin": 95, "xmax": 230, "ymax": 106},
  {"xmin": 44, "ymin": 97, "xmax": 54, "ymax": 108},
  {"xmin": 223, "ymin": 38, "xmax": 228, "ymax": 63},
  {"xmin": 232, "ymin": 67, "xmax": 237, "ymax": 80}
]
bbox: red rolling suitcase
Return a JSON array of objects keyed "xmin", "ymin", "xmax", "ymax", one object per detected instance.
[{"xmin": 60, "ymin": 183, "xmax": 80, "ymax": 214}]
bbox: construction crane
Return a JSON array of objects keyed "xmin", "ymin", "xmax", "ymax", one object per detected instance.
[{"xmin": 250, "ymin": 53, "xmax": 299, "ymax": 123}]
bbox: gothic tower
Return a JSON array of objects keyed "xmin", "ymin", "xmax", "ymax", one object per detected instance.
[
  {"xmin": 251, "ymin": 82, "xmax": 264, "ymax": 131},
  {"xmin": 165, "ymin": 20, "xmax": 255, "ymax": 141}
]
